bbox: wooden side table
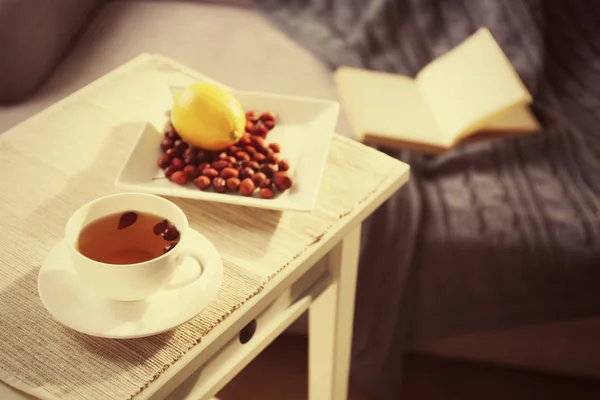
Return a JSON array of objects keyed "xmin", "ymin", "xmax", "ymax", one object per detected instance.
[{"xmin": 0, "ymin": 54, "xmax": 409, "ymax": 400}]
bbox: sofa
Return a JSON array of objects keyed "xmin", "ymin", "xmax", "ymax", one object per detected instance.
[
  {"xmin": 0, "ymin": 0, "xmax": 351, "ymax": 136},
  {"xmin": 3, "ymin": 1, "xmax": 600, "ymax": 399}
]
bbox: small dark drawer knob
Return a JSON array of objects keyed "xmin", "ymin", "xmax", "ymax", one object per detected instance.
[{"xmin": 239, "ymin": 319, "xmax": 257, "ymax": 344}]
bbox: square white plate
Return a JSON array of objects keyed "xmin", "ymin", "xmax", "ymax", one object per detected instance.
[{"xmin": 115, "ymin": 88, "xmax": 339, "ymax": 212}]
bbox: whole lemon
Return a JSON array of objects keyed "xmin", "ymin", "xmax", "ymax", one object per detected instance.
[{"xmin": 171, "ymin": 82, "xmax": 246, "ymax": 151}]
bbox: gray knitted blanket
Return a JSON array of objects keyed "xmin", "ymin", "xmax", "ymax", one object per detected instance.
[{"xmin": 256, "ymin": 0, "xmax": 600, "ymax": 397}]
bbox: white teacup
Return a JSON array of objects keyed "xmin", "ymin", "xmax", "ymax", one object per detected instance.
[{"xmin": 65, "ymin": 192, "xmax": 205, "ymax": 301}]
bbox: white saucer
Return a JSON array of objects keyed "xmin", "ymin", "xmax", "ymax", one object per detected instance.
[{"xmin": 37, "ymin": 228, "xmax": 223, "ymax": 339}]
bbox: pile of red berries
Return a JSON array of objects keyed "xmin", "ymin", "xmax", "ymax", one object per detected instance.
[{"xmin": 157, "ymin": 111, "xmax": 293, "ymax": 199}]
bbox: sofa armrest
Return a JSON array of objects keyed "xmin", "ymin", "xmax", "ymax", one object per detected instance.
[{"xmin": 0, "ymin": 0, "xmax": 102, "ymax": 104}]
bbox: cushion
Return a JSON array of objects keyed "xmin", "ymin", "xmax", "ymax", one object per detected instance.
[{"xmin": 0, "ymin": 0, "xmax": 102, "ymax": 103}]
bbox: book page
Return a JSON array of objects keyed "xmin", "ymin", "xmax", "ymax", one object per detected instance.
[
  {"xmin": 483, "ymin": 105, "xmax": 540, "ymax": 133},
  {"xmin": 455, "ymin": 105, "xmax": 541, "ymax": 146},
  {"xmin": 334, "ymin": 67, "xmax": 449, "ymax": 148},
  {"xmin": 415, "ymin": 27, "xmax": 533, "ymax": 142}
]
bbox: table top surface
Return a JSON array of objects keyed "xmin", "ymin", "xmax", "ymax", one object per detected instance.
[{"xmin": 0, "ymin": 53, "xmax": 410, "ymax": 400}]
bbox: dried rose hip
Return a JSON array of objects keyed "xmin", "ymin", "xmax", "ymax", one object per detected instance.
[
  {"xmin": 213, "ymin": 177, "xmax": 227, "ymax": 193},
  {"xmin": 244, "ymin": 145, "xmax": 257, "ymax": 157},
  {"xmin": 184, "ymin": 153, "xmax": 200, "ymax": 166},
  {"xmin": 259, "ymin": 164, "xmax": 277, "ymax": 178},
  {"xmin": 182, "ymin": 147, "xmax": 195, "ymax": 159},
  {"xmin": 251, "ymin": 136, "xmax": 266, "ymax": 151},
  {"xmin": 258, "ymin": 188, "xmax": 275, "ymax": 199},
  {"xmin": 183, "ymin": 165, "xmax": 198, "ymax": 179},
  {"xmin": 164, "ymin": 166, "xmax": 177, "ymax": 177},
  {"xmin": 170, "ymin": 170, "xmax": 188, "ymax": 185},
  {"xmin": 268, "ymin": 143, "xmax": 280, "ymax": 153},
  {"xmin": 248, "ymin": 160, "xmax": 261, "ymax": 171},
  {"xmin": 197, "ymin": 150, "xmax": 210, "ymax": 162},
  {"xmin": 239, "ymin": 178, "xmax": 255, "ymax": 196},
  {"xmin": 227, "ymin": 177, "xmax": 241, "ymax": 191},
  {"xmin": 212, "ymin": 160, "xmax": 229, "ymax": 170},
  {"xmin": 246, "ymin": 110, "xmax": 260, "ymax": 122},
  {"xmin": 194, "ymin": 175, "xmax": 211, "ymax": 190},
  {"xmin": 174, "ymin": 139, "xmax": 188, "ymax": 151},
  {"xmin": 202, "ymin": 168, "xmax": 219, "ymax": 179},
  {"xmin": 251, "ymin": 172, "xmax": 267, "ymax": 187},
  {"xmin": 240, "ymin": 167, "xmax": 255, "ymax": 180},
  {"xmin": 165, "ymin": 148, "xmax": 180, "ymax": 158},
  {"xmin": 239, "ymin": 133, "xmax": 252, "ymax": 146},
  {"xmin": 274, "ymin": 171, "xmax": 292, "ymax": 191},
  {"xmin": 263, "ymin": 119, "xmax": 275, "ymax": 130},
  {"xmin": 165, "ymin": 128, "xmax": 179, "ymax": 140},
  {"xmin": 259, "ymin": 178, "xmax": 273, "ymax": 189},
  {"xmin": 198, "ymin": 162, "xmax": 210, "ymax": 172},
  {"xmin": 253, "ymin": 153, "xmax": 266, "ymax": 163},
  {"xmin": 157, "ymin": 155, "xmax": 171, "ymax": 169},
  {"xmin": 227, "ymin": 145, "xmax": 240, "ymax": 155},
  {"xmin": 253, "ymin": 122, "xmax": 268, "ymax": 138},
  {"xmin": 221, "ymin": 167, "xmax": 239, "ymax": 180},
  {"xmin": 278, "ymin": 159, "xmax": 290, "ymax": 171},
  {"xmin": 234, "ymin": 152, "xmax": 249, "ymax": 162},
  {"xmin": 171, "ymin": 157, "xmax": 185, "ymax": 171},
  {"xmin": 153, "ymin": 220, "xmax": 169, "ymax": 235},
  {"xmin": 161, "ymin": 139, "xmax": 174, "ymax": 152},
  {"xmin": 118, "ymin": 211, "xmax": 138, "ymax": 230},
  {"xmin": 260, "ymin": 111, "xmax": 277, "ymax": 123},
  {"xmin": 265, "ymin": 153, "xmax": 280, "ymax": 164}
]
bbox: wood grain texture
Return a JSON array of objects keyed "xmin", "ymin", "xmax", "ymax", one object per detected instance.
[{"xmin": 0, "ymin": 54, "xmax": 409, "ymax": 400}]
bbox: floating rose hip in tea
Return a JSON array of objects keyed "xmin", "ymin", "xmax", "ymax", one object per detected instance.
[
  {"xmin": 78, "ymin": 212, "xmax": 181, "ymax": 265},
  {"xmin": 153, "ymin": 220, "xmax": 169, "ymax": 235},
  {"xmin": 163, "ymin": 226, "xmax": 180, "ymax": 241},
  {"xmin": 118, "ymin": 211, "xmax": 138, "ymax": 230}
]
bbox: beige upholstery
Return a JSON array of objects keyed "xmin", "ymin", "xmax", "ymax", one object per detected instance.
[
  {"xmin": 0, "ymin": 0, "xmax": 351, "ymax": 136},
  {"xmin": 0, "ymin": 0, "xmax": 102, "ymax": 103}
]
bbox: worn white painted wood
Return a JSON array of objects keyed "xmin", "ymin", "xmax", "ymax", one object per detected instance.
[
  {"xmin": 167, "ymin": 259, "xmax": 330, "ymax": 400},
  {"xmin": 0, "ymin": 54, "xmax": 410, "ymax": 400},
  {"xmin": 309, "ymin": 225, "xmax": 361, "ymax": 400}
]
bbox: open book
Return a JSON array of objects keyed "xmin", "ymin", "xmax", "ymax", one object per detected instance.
[{"xmin": 334, "ymin": 27, "xmax": 541, "ymax": 153}]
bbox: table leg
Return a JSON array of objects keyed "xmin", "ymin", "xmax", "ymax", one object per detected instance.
[{"xmin": 308, "ymin": 224, "xmax": 361, "ymax": 400}]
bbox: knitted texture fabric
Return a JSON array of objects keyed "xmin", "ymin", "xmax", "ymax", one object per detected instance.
[{"xmin": 255, "ymin": 0, "xmax": 600, "ymax": 398}]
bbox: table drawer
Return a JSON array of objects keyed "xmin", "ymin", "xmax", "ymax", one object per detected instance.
[{"xmin": 166, "ymin": 258, "xmax": 330, "ymax": 400}]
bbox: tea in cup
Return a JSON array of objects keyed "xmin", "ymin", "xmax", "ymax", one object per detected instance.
[{"xmin": 65, "ymin": 192, "xmax": 203, "ymax": 301}]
